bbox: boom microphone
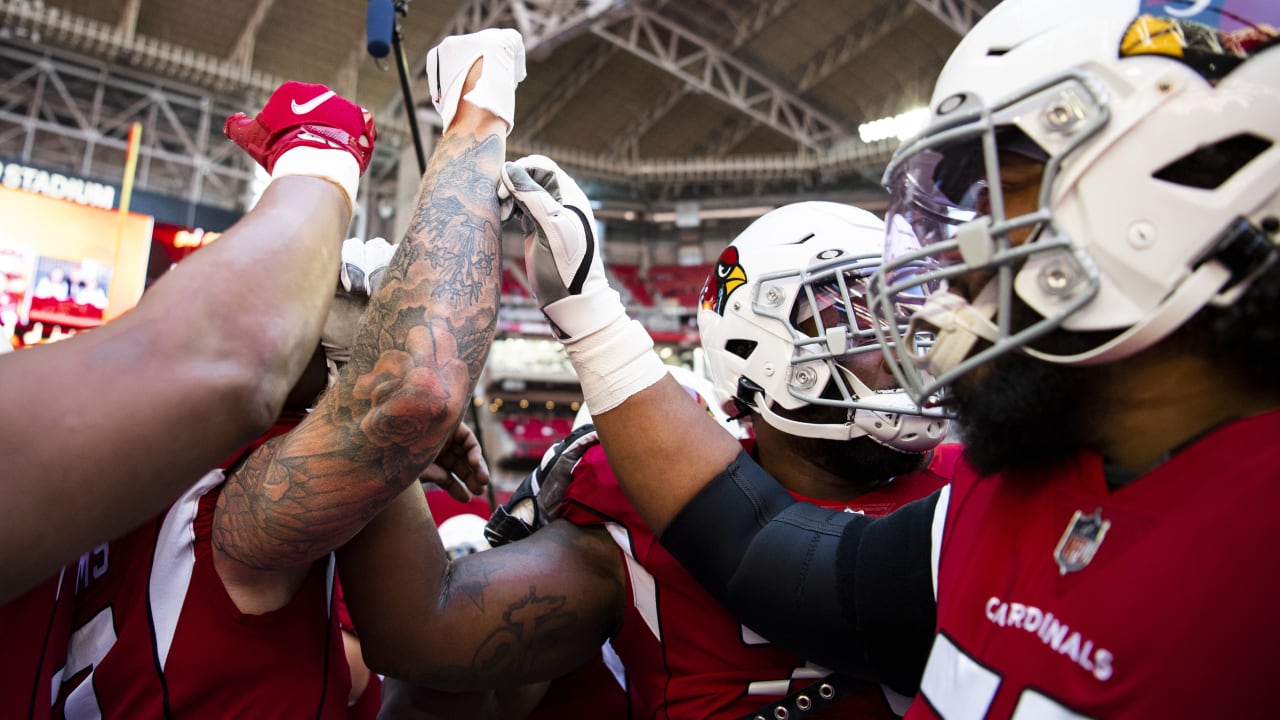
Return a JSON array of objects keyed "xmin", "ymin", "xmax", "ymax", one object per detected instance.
[{"xmin": 366, "ymin": 0, "xmax": 395, "ymax": 59}]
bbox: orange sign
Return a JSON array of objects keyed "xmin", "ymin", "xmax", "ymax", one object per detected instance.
[{"xmin": 0, "ymin": 185, "xmax": 152, "ymax": 329}]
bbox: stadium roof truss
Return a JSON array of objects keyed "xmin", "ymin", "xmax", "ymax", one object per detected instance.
[{"xmin": 0, "ymin": 0, "xmax": 994, "ymax": 207}]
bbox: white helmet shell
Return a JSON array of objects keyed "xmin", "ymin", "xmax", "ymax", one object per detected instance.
[
  {"xmin": 698, "ymin": 201, "xmax": 947, "ymax": 452},
  {"xmin": 871, "ymin": 0, "xmax": 1280, "ymax": 403}
]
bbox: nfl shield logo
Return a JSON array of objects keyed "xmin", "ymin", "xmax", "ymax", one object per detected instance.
[{"xmin": 1054, "ymin": 508, "xmax": 1110, "ymax": 575}]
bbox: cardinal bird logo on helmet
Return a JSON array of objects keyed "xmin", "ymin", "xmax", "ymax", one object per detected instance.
[{"xmin": 701, "ymin": 246, "xmax": 747, "ymax": 316}]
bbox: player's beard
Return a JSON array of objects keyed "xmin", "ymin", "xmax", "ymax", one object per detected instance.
[{"xmin": 946, "ymin": 347, "xmax": 1103, "ymax": 478}]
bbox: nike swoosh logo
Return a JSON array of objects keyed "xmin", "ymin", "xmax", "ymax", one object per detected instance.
[{"xmin": 291, "ymin": 91, "xmax": 335, "ymax": 114}]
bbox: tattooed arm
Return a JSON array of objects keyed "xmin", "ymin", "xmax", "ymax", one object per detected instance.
[
  {"xmin": 335, "ymin": 484, "xmax": 625, "ymax": 691},
  {"xmin": 210, "ymin": 62, "xmax": 506, "ymax": 612}
]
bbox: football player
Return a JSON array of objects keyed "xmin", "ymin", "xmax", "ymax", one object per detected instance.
[
  {"xmin": 500, "ymin": 0, "xmax": 1280, "ymax": 717},
  {"xmin": 2, "ymin": 27, "xmax": 523, "ymax": 719},
  {"xmin": 0, "ymin": 76, "xmax": 380, "ymax": 719},
  {"xmin": 339, "ymin": 201, "xmax": 954, "ymax": 718},
  {"xmin": 0, "ymin": 84, "xmax": 366, "ymax": 604}
]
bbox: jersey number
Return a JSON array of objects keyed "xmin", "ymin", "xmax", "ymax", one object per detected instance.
[
  {"xmin": 919, "ymin": 633, "xmax": 1094, "ymax": 720},
  {"xmin": 55, "ymin": 606, "xmax": 116, "ymax": 719}
]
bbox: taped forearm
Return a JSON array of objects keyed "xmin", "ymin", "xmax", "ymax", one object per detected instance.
[
  {"xmin": 564, "ymin": 315, "xmax": 668, "ymax": 414},
  {"xmin": 660, "ymin": 451, "xmax": 879, "ymax": 677}
]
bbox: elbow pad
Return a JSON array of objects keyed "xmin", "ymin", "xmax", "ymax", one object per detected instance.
[{"xmin": 661, "ymin": 451, "xmax": 878, "ymax": 678}]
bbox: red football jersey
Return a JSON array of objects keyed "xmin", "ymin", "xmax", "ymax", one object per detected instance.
[
  {"xmin": 0, "ymin": 572, "xmax": 71, "ymax": 720},
  {"xmin": 913, "ymin": 411, "xmax": 1280, "ymax": 719},
  {"xmin": 562, "ymin": 441, "xmax": 957, "ymax": 719},
  {"xmin": 49, "ymin": 470, "xmax": 350, "ymax": 718}
]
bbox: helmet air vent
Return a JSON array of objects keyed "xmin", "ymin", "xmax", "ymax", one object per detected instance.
[{"xmin": 1152, "ymin": 133, "xmax": 1272, "ymax": 190}]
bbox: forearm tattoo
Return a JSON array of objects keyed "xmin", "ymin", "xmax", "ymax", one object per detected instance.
[
  {"xmin": 410, "ymin": 525, "xmax": 620, "ymax": 688},
  {"xmin": 215, "ymin": 133, "xmax": 504, "ymax": 569}
]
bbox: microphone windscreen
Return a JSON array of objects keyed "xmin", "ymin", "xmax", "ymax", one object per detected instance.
[{"xmin": 366, "ymin": 0, "xmax": 394, "ymax": 59}]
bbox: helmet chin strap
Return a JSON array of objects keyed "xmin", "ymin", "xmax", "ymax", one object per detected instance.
[
  {"xmin": 754, "ymin": 396, "xmax": 869, "ymax": 441},
  {"xmin": 751, "ymin": 376, "xmax": 947, "ymax": 451},
  {"xmin": 907, "ymin": 282, "xmax": 1001, "ymax": 380}
]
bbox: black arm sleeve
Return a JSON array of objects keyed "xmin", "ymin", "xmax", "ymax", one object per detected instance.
[
  {"xmin": 849, "ymin": 491, "xmax": 942, "ymax": 696},
  {"xmin": 660, "ymin": 450, "xmax": 938, "ymax": 693}
]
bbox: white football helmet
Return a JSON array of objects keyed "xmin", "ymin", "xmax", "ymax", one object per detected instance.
[
  {"xmin": 698, "ymin": 202, "xmax": 947, "ymax": 452},
  {"xmin": 869, "ymin": 0, "xmax": 1280, "ymax": 404}
]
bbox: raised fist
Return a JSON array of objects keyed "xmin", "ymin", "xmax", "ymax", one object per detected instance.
[
  {"xmin": 426, "ymin": 28, "xmax": 526, "ymax": 135},
  {"xmin": 499, "ymin": 155, "xmax": 623, "ymax": 341},
  {"xmin": 339, "ymin": 236, "xmax": 397, "ymax": 298},
  {"xmin": 225, "ymin": 81, "xmax": 376, "ymax": 174}
]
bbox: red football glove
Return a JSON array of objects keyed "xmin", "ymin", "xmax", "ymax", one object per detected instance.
[{"xmin": 224, "ymin": 81, "xmax": 376, "ymax": 173}]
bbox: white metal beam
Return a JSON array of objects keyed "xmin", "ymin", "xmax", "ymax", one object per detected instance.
[
  {"xmin": 697, "ymin": 3, "xmax": 917, "ymax": 158},
  {"xmin": 591, "ymin": 6, "xmax": 844, "ymax": 149},
  {"xmin": 0, "ymin": 1, "xmax": 281, "ymax": 94},
  {"xmin": 602, "ymin": 0, "xmax": 794, "ymax": 158},
  {"xmin": 438, "ymin": 0, "xmax": 632, "ymax": 58},
  {"xmin": 230, "ymin": 0, "xmax": 279, "ymax": 70},
  {"xmin": 911, "ymin": 0, "xmax": 988, "ymax": 36},
  {"xmin": 519, "ymin": 0, "xmax": 682, "ymax": 136},
  {"xmin": 0, "ymin": 41, "xmax": 257, "ymax": 212},
  {"xmin": 117, "ymin": 0, "xmax": 142, "ymax": 46},
  {"xmin": 437, "ymin": 0, "xmax": 518, "ymax": 38},
  {"xmin": 332, "ymin": 38, "xmax": 366, "ymax": 99}
]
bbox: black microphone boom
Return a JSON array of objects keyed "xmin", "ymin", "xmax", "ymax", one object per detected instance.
[
  {"xmin": 366, "ymin": 0, "xmax": 394, "ymax": 59},
  {"xmin": 366, "ymin": 0, "xmax": 427, "ymax": 175}
]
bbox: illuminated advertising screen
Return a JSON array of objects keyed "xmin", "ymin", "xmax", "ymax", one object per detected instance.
[{"xmin": 0, "ymin": 185, "xmax": 152, "ymax": 335}]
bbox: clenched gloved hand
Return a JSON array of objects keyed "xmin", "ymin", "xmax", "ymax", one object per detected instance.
[
  {"xmin": 485, "ymin": 423, "xmax": 599, "ymax": 547},
  {"xmin": 224, "ymin": 81, "xmax": 376, "ymax": 211},
  {"xmin": 426, "ymin": 28, "xmax": 526, "ymax": 136},
  {"xmin": 499, "ymin": 155, "xmax": 668, "ymax": 413}
]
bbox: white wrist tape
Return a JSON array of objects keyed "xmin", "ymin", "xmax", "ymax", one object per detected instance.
[
  {"xmin": 271, "ymin": 146, "xmax": 360, "ymax": 213},
  {"xmin": 565, "ymin": 315, "xmax": 668, "ymax": 415},
  {"xmin": 543, "ymin": 285, "xmax": 626, "ymax": 342}
]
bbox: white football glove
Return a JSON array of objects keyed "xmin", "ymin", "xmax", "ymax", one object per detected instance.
[
  {"xmin": 339, "ymin": 236, "xmax": 396, "ymax": 296},
  {"xmin": 499, "ymin": 155, "xmax": 668, "ymax": 413},
  {"xmin": 322, "ymin": 237, "xmax": 399, "ymax": 385},
  {"xmin": 426, "ymin": 28, "xmax": 527, "ymax": 136},
  {"xmin": 499, "ymin": 155, "xmax": 624, "ymax": 341}
]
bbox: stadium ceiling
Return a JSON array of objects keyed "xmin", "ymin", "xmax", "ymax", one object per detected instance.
[{"xmin": 0, "ymin": 0, "xmax": 997, "ymax": 206}]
